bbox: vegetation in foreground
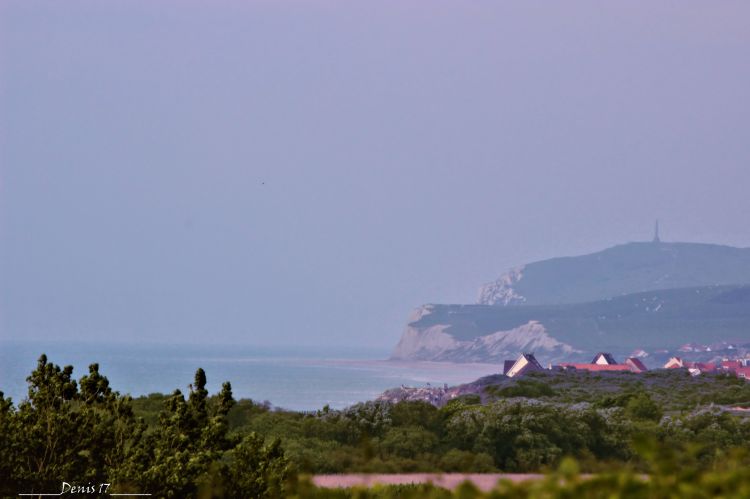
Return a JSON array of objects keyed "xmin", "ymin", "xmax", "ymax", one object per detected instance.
[
  {"xmin": 292, "ymin": 448, "xmax": 750, "ymax": 498},
  {"xmin": 1, "ymin": 355, "xmax": 750, "ymax": 497},
  {"xmin": 0, "ymin": 355, "xmax": 288, "ymax": 498}
]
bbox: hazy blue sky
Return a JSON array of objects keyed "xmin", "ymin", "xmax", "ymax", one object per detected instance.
[{"xmin": 1, "ymin": 1, "xmax": 749, "ymax": 349}]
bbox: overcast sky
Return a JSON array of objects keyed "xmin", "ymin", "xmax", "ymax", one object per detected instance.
[{"xmin": 1, "ymin": 1, "xmax": 749, "ymax": 349}]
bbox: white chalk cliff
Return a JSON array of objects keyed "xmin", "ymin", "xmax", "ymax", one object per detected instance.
[{"xmin": 391, "ymin": 305, "xmax": 578, "ymax": 363}]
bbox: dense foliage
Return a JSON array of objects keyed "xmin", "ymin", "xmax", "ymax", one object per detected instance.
[
  {"xmin": 0, "ymin": 355, "xmax": 289, "ymax": 498},
  {"xmin": 171, "ymin": 369, "xmax": 749, "ymax": 476}
]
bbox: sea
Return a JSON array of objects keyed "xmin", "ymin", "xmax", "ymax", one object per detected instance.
[{"xmin": 0, "ymin": 341, "xmax": 500, "ymax": 411}]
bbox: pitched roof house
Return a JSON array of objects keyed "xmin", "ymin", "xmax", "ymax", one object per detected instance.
[
  {"xmin": 592, "ymin": 352, "xmax": 618, "ymax": 365},
  {"xmin": 505, "ymin": 353, "xmax": 543, "ymax": 378},
  {"xmin": 664, "ymin": 357, "xmax": 684, "ymax": 369},
  {"xmin": 625, "ymin": 357, "xmax": 648, "ymax": 373}
]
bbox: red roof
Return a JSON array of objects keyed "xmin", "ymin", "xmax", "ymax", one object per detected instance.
[
  {"xmin": 722, "ymin": 360, "xmax": 742, "ymax": 370},
  {"xmin": 686, "ymin": 362, "xmax": 717, "ymax": 372},
  {"xmin": 736, "ymin": 367, "xmax": 750, "ymax": 379},
  {"xmin": 626, "ymin": 357, "xmax": 648, "ymax": 372},
  {"xmin": 560, "ymin": 363, "xmax": 632, "ymax": 372},
  {"xmin": 664, "ymin": 357, "xmax": 683, "ymax": 369}
]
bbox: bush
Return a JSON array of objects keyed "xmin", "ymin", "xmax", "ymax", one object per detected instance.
[{"xmin": 624, "ymin": 392, "xmax": 662, "ymax": 422}]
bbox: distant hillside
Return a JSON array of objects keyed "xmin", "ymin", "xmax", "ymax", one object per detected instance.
[
  {"xmin": 479, "ymin": 242, "xmax": 750, "ymax": 306},
  {"xmin": 392, "ymin": 285, "xmax": 750, "ymax": 365}
]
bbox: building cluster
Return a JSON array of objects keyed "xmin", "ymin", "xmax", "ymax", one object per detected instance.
[
  {"xmin": 503, "ymin": 352, "xmax": 647, "ymax": 378},
  {"xmin": 664, "ymin": 356, "xmax": 750, "ymax": 378},
  {"xmin": 378, "ymin": 383, "xmax": 452, "ymax": 405},
  {"xmin": 677, "ymin": 341, "xmax": 740, "ymax": 353},
  {"xmin": 560, "ymin": 353, "xmax": 648, "ymax": 373},
  {"xmin": 503, "ymin": 352, "xmax": 750, "ymax": 380}
]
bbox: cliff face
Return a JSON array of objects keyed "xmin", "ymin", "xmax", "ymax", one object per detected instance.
[
  {"xmin": 392, "ymin": 241, "xmax": 750, "ymax": 364},
  {"xmin": 391, "ymin": 306, "xmax": 578, "ymax": 363}
]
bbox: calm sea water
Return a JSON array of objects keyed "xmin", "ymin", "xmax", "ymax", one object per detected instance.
[{"xmin": 0, "ymin": 341, "xmax": 500, "ymax": 411}]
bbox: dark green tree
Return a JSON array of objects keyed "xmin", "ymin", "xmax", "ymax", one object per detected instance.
[
  {"xmin": 625, "ymin": 392, "xmax": 662, "ymax": 422},
  {"xmin": 221, "ymin": 433, "xmax": 290, "ymax": 498},
  {"xmin": 0, "ymin": 391, "xmax": 23, "ymax": 497},
  {"xmin": 138, "ymin": 370, "xmax": 246, "ymax": 497},
  {"xmin": 14, "ymin": 355, "xmax": 83, "ymax": 493}
]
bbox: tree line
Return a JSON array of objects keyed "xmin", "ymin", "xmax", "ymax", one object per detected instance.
[{"xmin": 0, "ymin": 355, "xmax": 288, "ymax": 497}]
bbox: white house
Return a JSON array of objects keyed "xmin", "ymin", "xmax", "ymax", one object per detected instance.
[{"xmin": 505, "ymin": 353, "xmax": 544, "ymax": 378}]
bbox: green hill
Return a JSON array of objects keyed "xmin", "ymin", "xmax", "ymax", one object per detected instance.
[{"xmin": 479, "ymin": 242, "xmax": 750, "ymax": 306}]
